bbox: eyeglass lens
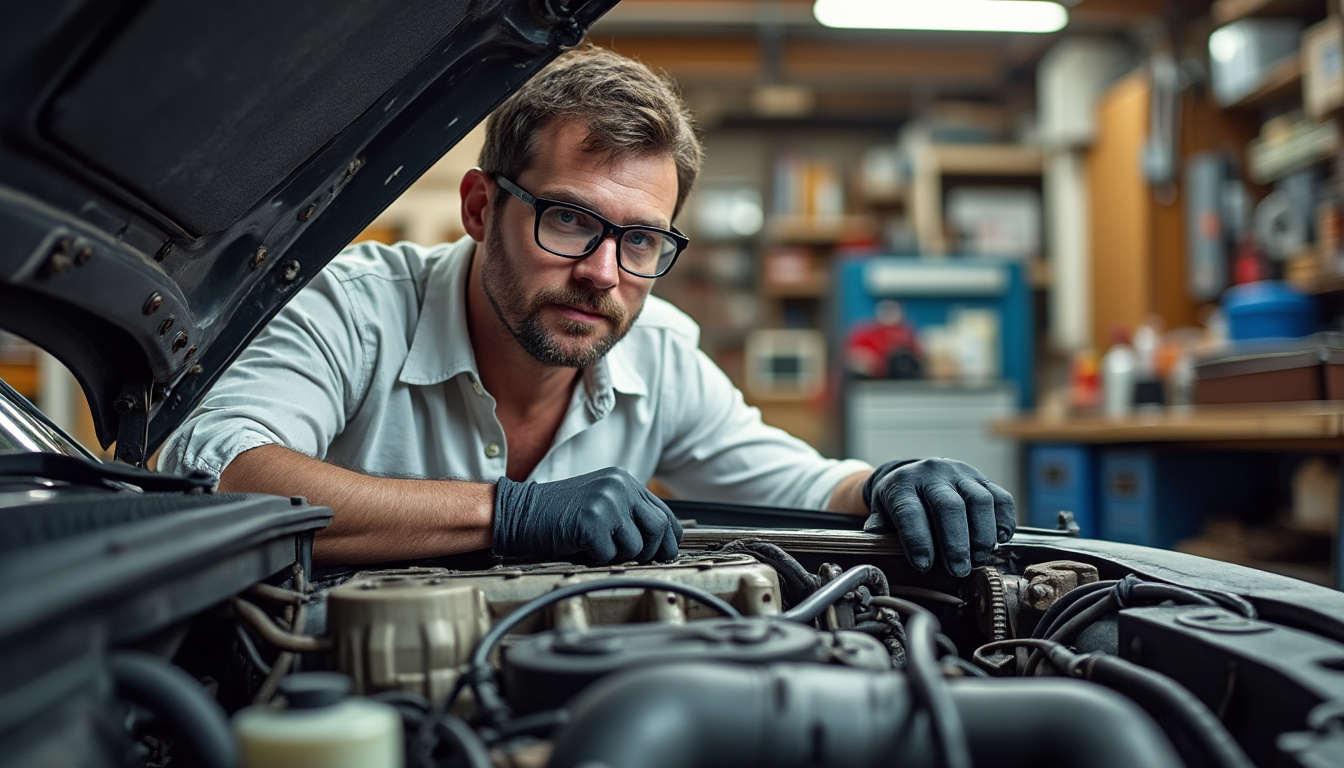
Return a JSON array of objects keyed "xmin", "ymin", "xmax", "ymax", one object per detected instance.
[{"xmin": 539, "ymin": 205, "xmax": 676, "ymax": 276}]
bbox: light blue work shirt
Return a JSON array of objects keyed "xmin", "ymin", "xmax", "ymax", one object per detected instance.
[{"xmin": 158, "ymin": 237, "xmax": 871, "ymax": 509}]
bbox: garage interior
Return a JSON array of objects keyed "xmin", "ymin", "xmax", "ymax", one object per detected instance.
[{"xmin": 5, "ymin": 0, "xmax": 1344, "ymax": 588}]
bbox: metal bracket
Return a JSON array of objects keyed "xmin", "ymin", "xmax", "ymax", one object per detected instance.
[{"xmin": 113, "ymin": 380, "xmax": 151, "ymax": 467}]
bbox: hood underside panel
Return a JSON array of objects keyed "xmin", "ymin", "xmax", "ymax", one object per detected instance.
[
  {"xmin": 50, "ymin": 1, "xmax": 471, "ymax": 235},
  {"xmin": 0, "ymin": 0, "xmax": 616, "ymax": 460}
]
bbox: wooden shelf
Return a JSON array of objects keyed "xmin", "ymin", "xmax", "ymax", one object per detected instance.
[
  {"xmin": 1224, "ymin": 55, "xmax": 1303, "ymax": 111},
  {"xmin": 926, "ymin": 144, "xmax": 1043, "ymax": 176},
  {"xmin": 992, "ymin": 402, "xmax": 1344, "ymax": 444},
  {"xmin": 1213, "ymin": 0, "xmax": 1322, "ymax": 25},
  {"xmin": 1286, "ymin": 257, "xmax": 1344, "ymax": 294},
  {"xmin": 767, "ymin": 214, "xmax": 877, "ymax": 245},
  {"xmin": 761, "ymin": 275, "xmax": 829, "ymax": 298},
  {"xmin": 913, "ymin": 143, "xmax": 1043, "ymax": 255}
]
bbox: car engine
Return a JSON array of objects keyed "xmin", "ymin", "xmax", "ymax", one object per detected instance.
[{"xmin": 135, "ymin": 517, "xmax": 1342, "ymax": 768}]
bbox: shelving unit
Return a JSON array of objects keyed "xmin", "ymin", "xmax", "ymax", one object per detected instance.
[
  {"xmin": 1213, "ymin": 0, "xmax": 1324, "ymax": 25},
  {"xmin": 994, "ymin": 403, "xmax": 1344, "ymax": 589},
  {"xmin": 766, "ymin": 214, "xmax": 877, "ymax": 246},
  {"xmin": 911, "ymin": 143, "xmax": 1044, "ymax": 256}
]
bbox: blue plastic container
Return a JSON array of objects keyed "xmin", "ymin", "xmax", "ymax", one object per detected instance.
[{"xmin": 1222, "ymin": 281, "xmax": 1315, "ymax": 341}]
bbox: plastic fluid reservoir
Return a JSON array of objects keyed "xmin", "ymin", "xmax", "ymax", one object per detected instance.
[{"xmin": 234, "ymin": 673, "xmax": 402, "ymax": 768}]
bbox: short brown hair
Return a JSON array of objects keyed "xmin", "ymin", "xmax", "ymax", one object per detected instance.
[{"xmin": 479, "ymin": 46, "xmax": 702, "ymax": 218}]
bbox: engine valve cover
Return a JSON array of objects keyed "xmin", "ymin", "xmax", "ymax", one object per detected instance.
[{"xmin": 325, "ymin": 553, "xmax": 782, "ymax": 701}]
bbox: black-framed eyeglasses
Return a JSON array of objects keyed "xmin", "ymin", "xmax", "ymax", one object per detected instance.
[{"xmin": 494, "ymin": 174, "xmax": 688, "ymax": 278}]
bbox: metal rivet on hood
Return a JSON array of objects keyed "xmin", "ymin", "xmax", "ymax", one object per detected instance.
[
  {"xmin": 250, "ymin": 247, "xmax": 268, "ymax": 269},
  {"xmin": 143, "ymin": 293, "xmax": 163, "ymax": 314},
  {"xmin": 172, "ymin": 332, "xmax": 188, "ymax": 352},
  {"xmin": 281, "ymin": 260, "xmax": 301, "ymax": 283}
]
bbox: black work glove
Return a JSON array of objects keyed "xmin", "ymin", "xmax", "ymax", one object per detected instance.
[
  {"xmin": 863, "ymin": 458, "xmax": 1015, "ymax": 578},
  {"xmin": 493, "ymin": 467, "xmax": 682, "ymax": 564}
]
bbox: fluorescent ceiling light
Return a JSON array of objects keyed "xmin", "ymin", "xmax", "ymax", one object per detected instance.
[{"xmin": 814, "ymin": 0, "xmax": 1069, "ymax": 33}]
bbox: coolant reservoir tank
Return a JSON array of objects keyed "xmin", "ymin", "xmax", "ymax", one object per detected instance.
[{"xmin": 234, "ymin": 672, "xmax": 402, "ymax": 768}]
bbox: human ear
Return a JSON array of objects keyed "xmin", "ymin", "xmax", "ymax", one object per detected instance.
[{"xmin": 460, "ymin": 168, "xmax": 492, "ymax": 241}]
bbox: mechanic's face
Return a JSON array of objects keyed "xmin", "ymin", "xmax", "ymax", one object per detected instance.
[{"xmin": 481, "ymin": 119, "xmax": 679, "ymax": 368}]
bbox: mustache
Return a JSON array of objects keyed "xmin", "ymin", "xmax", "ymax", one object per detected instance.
[{"xmin": 533, "ymin": 286, "xmax": 624, "ymax": 322}]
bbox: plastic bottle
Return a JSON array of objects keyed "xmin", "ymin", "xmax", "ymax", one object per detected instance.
[
  {"xmin": 234, "ymin": 673, "xmax": 403, "ymax": 768},
  {"xmin": 1101, "ymin": 328, "xmax": 1136, "ymax": 419},
  {"xmin": 1130, "ymin": 317, "xmax": 1165, "ymax": 408}
]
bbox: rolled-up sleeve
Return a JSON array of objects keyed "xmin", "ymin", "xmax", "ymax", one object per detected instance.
[
  {"xmin": 654, "ymin": 340, "xmax": 871, "ymax": 511},
  {"xmin": 157, "ymin": 268, "xmax": 372, "ymax": 478}
]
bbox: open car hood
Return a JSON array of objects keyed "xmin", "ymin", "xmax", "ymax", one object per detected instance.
[{"xmin": 0, "ymin": 0, "xmax": 617, "ymax": 465}]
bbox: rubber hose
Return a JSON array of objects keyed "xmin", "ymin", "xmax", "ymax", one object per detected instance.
[
  {"xmin": 905, "ymin": 612, "xmax": 971, "ymax": 768},
  {"xmin": 547, "ymin": 663, "xmax": 1184, "ymax": 768},
  {"xmin": 1077, "ymin": 654, "xmax": 1256, "ymax": 768},
  {"xmin": 780, "ymin": 565, "xmax": 889, "ymax": 623},
  {"xmin": 109, "ymin": 651, "xmax": 237, "ymax": 768},
  {"xmin": 1128, "ymin": 583, "xmax": 1220, "ymax": 607}
]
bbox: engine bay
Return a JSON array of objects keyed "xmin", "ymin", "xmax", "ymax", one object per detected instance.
[{"xmin": 149, "ymin": 523, "xmax": 1344, "ymax": 768}]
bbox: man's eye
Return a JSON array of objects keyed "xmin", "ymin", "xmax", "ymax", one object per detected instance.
[{"xmin": 627, "ymin": 232, "xmax": 648, "ymax": 247}]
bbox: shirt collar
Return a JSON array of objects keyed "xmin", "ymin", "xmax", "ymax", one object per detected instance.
[
  {"xmin": 399, "ymin": 237, "xmax": 479, "ymax": 386},
  {"xmin": 398, "ymin": 237, "xmax": 650, "ymax": 402}
]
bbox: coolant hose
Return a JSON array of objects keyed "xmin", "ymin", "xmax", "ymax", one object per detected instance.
[
  {"xmin": 547, "ymin": 662, "xmax": 1183, "ymax": 768},
  {"xmin": 1075, "ymin": 653, "xmax": 1256, "ymax": 768},
  {"xmin": 780, "ymin": 565, "xmax": 889, "ymax": 623},
  {"xmin": 109, "ymin": 651, "xmax": 238, "ymax": 768}
]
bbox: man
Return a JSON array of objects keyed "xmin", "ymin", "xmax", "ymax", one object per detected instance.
[{"xmin": 159, "ymin": 47, "xmax": 1014, "ymax": 575}]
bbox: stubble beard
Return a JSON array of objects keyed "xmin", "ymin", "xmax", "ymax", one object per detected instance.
[{"xmin": 480, "ymin": 216, "xmax": 639, "ymax": 368}]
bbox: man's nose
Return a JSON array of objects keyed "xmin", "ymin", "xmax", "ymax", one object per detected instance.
[{"xmin": 572, "ymin": 235, "xmax": 621, "ymax": 290}]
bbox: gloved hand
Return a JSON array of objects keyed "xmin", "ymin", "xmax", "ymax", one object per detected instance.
[
  {"xmin": 863, "ymin": 458, "xmax": 1015, "ymax": 578},
  {"xmin": 493, "ymin": 467, "xmax": 682, "ymax": 564}
]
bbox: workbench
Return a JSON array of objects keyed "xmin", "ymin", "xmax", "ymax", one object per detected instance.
[{"xmin": 992, "ymin": 403, "xmax": 1344, "ymax": 590}]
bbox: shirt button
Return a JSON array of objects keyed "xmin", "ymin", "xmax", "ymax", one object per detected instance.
[
  {"xmin": 484, "ymin": 442, "xmax": 501, "ymax": 459},
  {"xmin": 472, "ymin": 380, "xmax": 484, "ymax": 396}
]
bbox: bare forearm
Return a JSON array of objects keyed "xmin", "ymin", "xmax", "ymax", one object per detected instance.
[
  {"xmin": 218, "ymin": 444, "xmax": 494, "ymax": 565},
  {"xmin": 825, "ymin": 471, "xmax": 872, "ymax": 515}
]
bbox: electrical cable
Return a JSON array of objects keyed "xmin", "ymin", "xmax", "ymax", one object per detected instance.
[
  {"xmin": 1027, "ymin": 593, "xmax": 1119, "ymax": 676},
  {"xmin": 889, "ymin": 585, "xmax": 966, "ymax": 607},
  {"xmin": 234, "ymin": 623, "xmax": 272, "ymax": 676},
  {"xmin": 1129, "ymin": 583, "xmax": 1219, "ymax": 607},
  {"xmin": 1028, "ymin": 577, "xmax": 1237, "ymax": 676},
  {"xmin": 781, "ymin": 565, "xmax": 889, "ymax": 623},
  {"xmin": 972, "ymin": 637, "xmax": 1076, "ymax": 675},
  {"xmin": 1194, "ymin": 587, "xmax": 1257, "ymax": 619},
  {"xmin": 1031, "ymin": 579, "xmax": 1117, "ymax": 639},
  {"xmin": 870, "ymin": 594, "xmax": 933, "ymax": 618},
  {"xmin": 1034, "ymin": 587, "xmax": 1111, "ymax": 644}
]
